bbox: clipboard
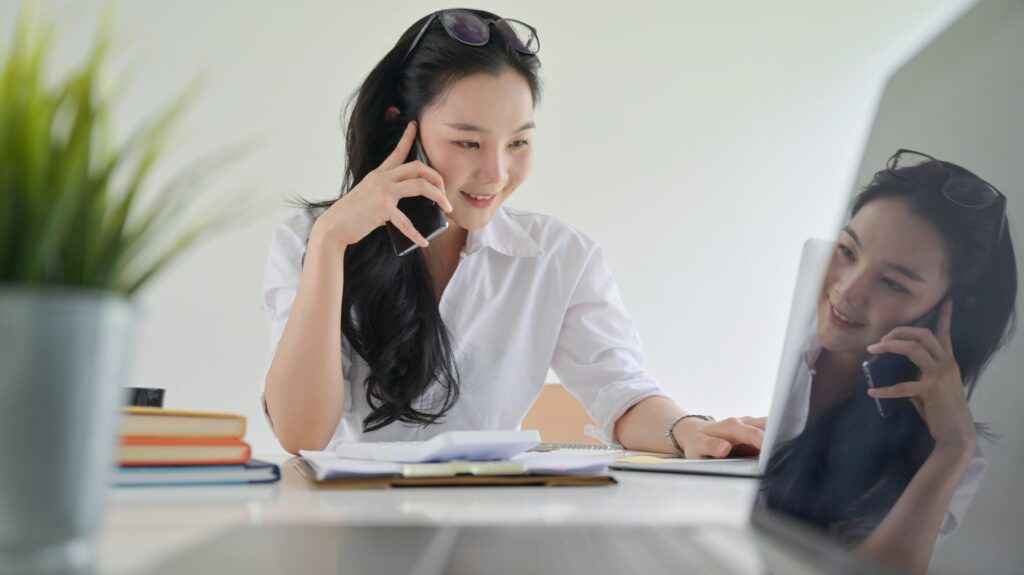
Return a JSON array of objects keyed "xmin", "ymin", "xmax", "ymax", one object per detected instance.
[{"xmin": 295, "ymin": 459, "xmax": 616, "ymax": 490}]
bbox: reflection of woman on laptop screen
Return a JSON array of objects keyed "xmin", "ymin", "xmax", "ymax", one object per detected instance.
[{"xmin": 760, "ymin": 150, "xmax": 1016, "ymax": 574}]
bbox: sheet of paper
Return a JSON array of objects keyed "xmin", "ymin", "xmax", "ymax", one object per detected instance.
[
  {"xmin": 300, "ymin": 450, "xmax": 402, "ymax": 480},
  {"xmin": 333, "ymin": 430, "xmax": 541, "ymax": 463},
  {"xmin": 299, "ymin": 450, "xmax": 609, "ymax": 480},
  {"xmin": 510, "ymin": 452, "xmax": 609, "ymax": 475}
]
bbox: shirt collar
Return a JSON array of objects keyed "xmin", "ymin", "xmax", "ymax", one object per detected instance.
[{"xmin": 463, "ymin": 207, "xmax": 545, "ymax": 258}]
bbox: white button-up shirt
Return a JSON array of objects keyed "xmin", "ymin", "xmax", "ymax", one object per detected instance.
[
  {"xmin": 261, "ymin": 206, "xmax": 669, "ymax": 449},
  {"xmin": 772, "ymin": 316, "xmax": 986, "ymax": 538}
]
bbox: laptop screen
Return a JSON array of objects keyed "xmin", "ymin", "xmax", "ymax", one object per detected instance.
[{"xmin": 754, "ymin": 1, "xmax": 1024, "ymax": 573}]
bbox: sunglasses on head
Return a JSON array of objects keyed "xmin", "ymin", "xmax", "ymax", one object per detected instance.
[
  {"xmin": 404, "ymin": 9, "xmax": 540, "ymax": 61},
  {"xmin": 882, "ymin": 148, "xmax": 1008, "ymax": 250}
]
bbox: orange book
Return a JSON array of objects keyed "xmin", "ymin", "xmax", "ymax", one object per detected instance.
[
  {"xmin": 120, "ymin": 407, "xmax": 246, "ymax": 439},
  {"xmin": 119, "ymin": 437, "xmax": 251, "ymax": 467}
]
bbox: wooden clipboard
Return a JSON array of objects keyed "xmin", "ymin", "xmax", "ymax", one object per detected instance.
[{"xmin": 296, "ymin": 459, "xmax": 617, "ymax": 490}]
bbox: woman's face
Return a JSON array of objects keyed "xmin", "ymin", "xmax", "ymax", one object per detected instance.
[
  {"xmin": 817, "ymin": 197, "xmax": 951, "ymax": 354},
  {"xmin": 418, "ymin": 69, "xmax": 535, "ymax": 231}
]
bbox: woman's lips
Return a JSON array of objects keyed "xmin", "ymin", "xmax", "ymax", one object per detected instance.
[
  {"xmin": 828, "ymin": 301, "xmax": 865, "ymax": 330},
  {"xmin": 461, "ymin": 191, "xmax": 497, "ymax": 208}
]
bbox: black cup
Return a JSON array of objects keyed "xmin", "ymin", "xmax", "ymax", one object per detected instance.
[{"xmin": 125, "ymin": 387, "xmax": 165, "ymax": 408}]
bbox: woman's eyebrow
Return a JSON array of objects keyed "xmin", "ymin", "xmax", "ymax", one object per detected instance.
[
  {"xmin": 843, "ymin": 225, "xmax": 927, "ymax": 283},
  {"xmin": 886, "ymin": 262, "xmax": 927, "ymax": 283},
  {"xmin": 842, "ymin": 225, "xmax": 861, "ymax": 246},
  {"xmin": 444, "ymin": 121, "xmax": 536, "ymax": 134}
]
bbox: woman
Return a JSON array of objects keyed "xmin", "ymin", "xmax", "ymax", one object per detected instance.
[
  {"xmin": 761, "ymin": 149, "xmax": 1016, "ymax": 574},
  {"xmin": 261, "ymin": 9, "xmax": 764, "ymax": 457}
]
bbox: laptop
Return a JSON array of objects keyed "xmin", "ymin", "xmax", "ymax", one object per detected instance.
[
  {"xmin": 145, "ymin": 1, "xmax": 1023, "ymax": 573},
  {"xmin": 609, "ymin": 238, "xmax": 833, "ymax": 479}
]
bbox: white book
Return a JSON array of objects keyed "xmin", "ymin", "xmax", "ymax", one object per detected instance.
[{"xmin": 333, "ymin": 430, "xmax": 542, "ymax": 463}]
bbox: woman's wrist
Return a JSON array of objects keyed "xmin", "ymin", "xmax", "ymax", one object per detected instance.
[
  {"xmin": 929, "ymin": 437, "xmax": 977, "ymax": 477},
  {"xmin": 670, "ymin": 416, "xmax": 712, "ymax": 452},
  {"xmin": 308, "ymin": 221, "xmax": 349, "ymax": 258}
]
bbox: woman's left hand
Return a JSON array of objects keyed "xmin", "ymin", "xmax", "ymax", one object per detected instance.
[
  {"xmin": 673, "ymin": 416, "xmax": 767, "ymax": 459},
  {"xmin": 865, "ymin": 299, "xmax": 977, "ymax": 451}
]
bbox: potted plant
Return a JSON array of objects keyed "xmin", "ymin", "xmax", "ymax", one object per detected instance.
[{"xmin": 0, "ymin": 5, "xmax": 243, "ymax": 573}]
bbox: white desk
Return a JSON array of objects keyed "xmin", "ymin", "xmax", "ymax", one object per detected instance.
[{"xmin": 98, "ymin": 453, "xmax": 759, "ymax": 574}]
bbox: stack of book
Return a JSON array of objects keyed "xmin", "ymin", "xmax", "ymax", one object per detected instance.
[{"xmin": 114, "ymin": 407, "xmax": 279, "ymax": 487}]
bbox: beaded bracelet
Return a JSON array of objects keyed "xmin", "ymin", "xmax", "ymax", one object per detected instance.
[{"xmin": 665, "ymin": 414, "xmax": 716, "ymax": 458}]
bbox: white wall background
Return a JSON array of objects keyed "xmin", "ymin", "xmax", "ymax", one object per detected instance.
[{"xmin": 0, "ymin": 0, "xmax": 974, "ymax": 454}]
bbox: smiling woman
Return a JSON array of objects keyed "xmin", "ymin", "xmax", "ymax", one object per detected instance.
[
  {"xmin": 416, "ymin": 70, "xmax": 536, "ymax": 232},
  {"xmin": 258, "ymin": 8, "xmax": 766, "ymax": 458},
  {"xmin": 818, "ymin": 198, "xmax": 950, "ymax": 356},
  {"xmin": 760, "ymin": 149, "xmax": 1017, "ymax": 574}
]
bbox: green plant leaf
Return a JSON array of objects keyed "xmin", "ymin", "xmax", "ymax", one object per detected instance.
[
  {"xmin": 1, "ymin": 3, "xmax": 252, "ymax": 293},
  {"xmin": 106, "ymin": 140, "xmax": 256, "ymax": 284}
]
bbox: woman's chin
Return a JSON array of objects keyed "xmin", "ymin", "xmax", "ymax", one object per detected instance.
[
  {"xmin": 817, "ymin": 323, "xmax": 862, "ymax": 354},
  {"xmin": 449, "ymin": 212, "xmax": 494, "ymax": 232}
]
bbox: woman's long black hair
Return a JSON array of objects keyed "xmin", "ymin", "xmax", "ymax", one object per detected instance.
[
  {"xmin": 761, "ymin": 155, "xmax": 1017, "ymax": 540},
  {"xmin": 300, "ymin": 10, "xmax": 542, "ymax": 432}
]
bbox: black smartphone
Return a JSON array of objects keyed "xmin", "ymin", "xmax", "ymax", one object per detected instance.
[
  {"xmin": 385, "ymin": 139, "xmax": 448, "ymax": 256},
  {"xmin": 862, "ymin": 306, "xmax": 941, "ymax": 417}
]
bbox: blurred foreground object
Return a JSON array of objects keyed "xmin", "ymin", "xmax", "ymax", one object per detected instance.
[{"xmin": 0, "ymin": 3, "xmax": 246, "ymax": 573}]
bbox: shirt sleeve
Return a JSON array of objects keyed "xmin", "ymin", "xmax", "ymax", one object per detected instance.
[
  {"xmin": 259, "ymin": 210, "xmax": 314, "ymax": 433},
  {"xmin": 550, "ymin": 245, "xmax": 670, "ymax": 444},
  {"xmin": 938, "ymin": 443, "xmax": 987, "ymax": 540}
]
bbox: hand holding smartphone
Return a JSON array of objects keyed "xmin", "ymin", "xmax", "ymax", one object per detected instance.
[
  {"xmin": 862, "ymin": 307, "xmax": 941, "ymax": 417},
  {"xmin": 386, "ymin": 139, "xmax": 449, "ymax": 256}
]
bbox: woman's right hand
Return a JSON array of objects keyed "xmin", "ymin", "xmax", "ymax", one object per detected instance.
[
  {"xmin": 866, "ymin": 299, "xmax": 977, "ymax": 454},
  {"xmin": 310, "ymin": 121, "xmax": 453, "ymax": 251}
]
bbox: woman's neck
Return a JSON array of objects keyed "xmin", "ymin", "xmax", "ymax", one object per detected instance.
[
  {"xmin": 815, "ymin": 348, "xmax": 867, "ymax": 381},
  {"xmin": 423, "ymin": 224, "xmax": 468, "ymax": 303},
  {"xmin": 808, "ymin": 348, "xmax": 868, "ymax": 423},
  {"xmin": 427, "ymin": 222, "xmax": 468, "ymax": 260}
]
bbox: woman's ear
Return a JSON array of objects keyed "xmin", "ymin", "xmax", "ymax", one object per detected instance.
[{"xmin": 385, "ymin": 106, "xmax": 402, "ymax": 121}]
